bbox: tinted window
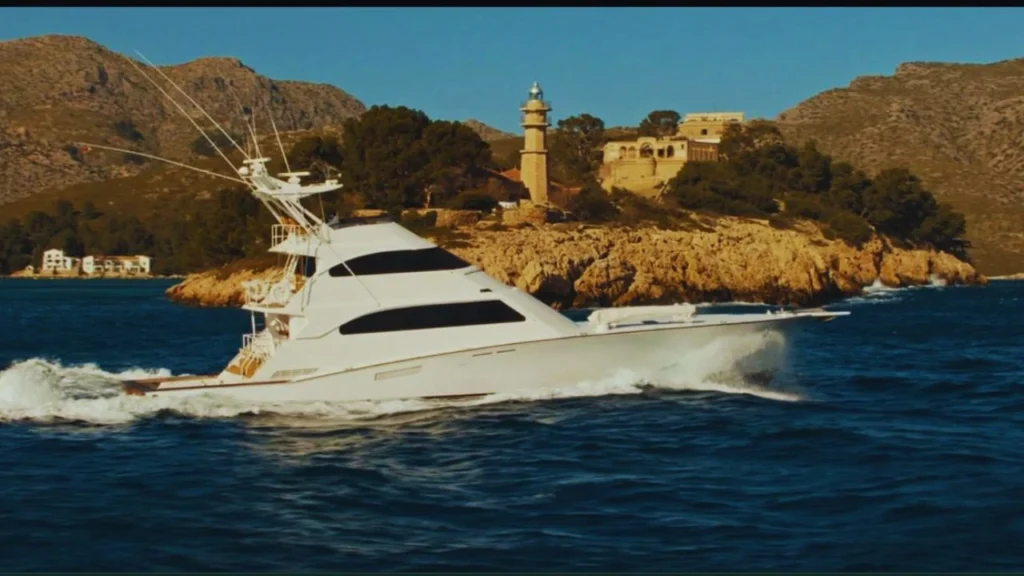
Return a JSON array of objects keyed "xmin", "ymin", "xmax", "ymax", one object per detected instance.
[
  {"xmin": 328, "ymin": 247, "xmax": 469, "ymax": 277},
  {"xmin": 297, "ymin": 255, "xmax": 316, "ymax": 277},
  {"xmin": 338, "ymin": 300, "xmax": 526, "ymax": 335}
]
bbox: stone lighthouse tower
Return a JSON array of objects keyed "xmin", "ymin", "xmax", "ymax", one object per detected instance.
[{"xmin": 519, "ymin": 81, "xmax": 551, "ymax": 205}]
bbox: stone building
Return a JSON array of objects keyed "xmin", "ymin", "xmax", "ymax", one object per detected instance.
[
  {"xmin": 597, "ymin": 111, "xmax": 743, "ymax": 196},
  {"xmin": 677, "ymin": 112, "xmax": 744, "ymax": 142},
  {"xmin": 598, "ymin": 137, "xmax": 720, "ymax": 197}
]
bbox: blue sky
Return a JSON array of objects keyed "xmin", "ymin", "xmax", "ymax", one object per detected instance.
[{"xmin": 2, "ymin": 7, "xmax": 1023, "ymax": 133}]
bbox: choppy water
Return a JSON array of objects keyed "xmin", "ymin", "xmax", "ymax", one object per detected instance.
[{"xmin": 0, "ymin": 278, "xmax": 1022, "ymax": 571}]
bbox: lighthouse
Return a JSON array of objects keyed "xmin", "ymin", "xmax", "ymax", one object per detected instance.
[{"xmin": 519, "ymin": 81, "xmax": 551, "ymax": 205}]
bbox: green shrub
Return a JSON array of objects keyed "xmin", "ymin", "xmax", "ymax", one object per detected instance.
[
  {"xmin": 449, "ymin": 191, "xmax": 498, "ymax": 213},
  {"xmin": 568, "ymin": 184, "xmax": 618, "ymax": 223},
  {"xmin": 656, "ymin": 123, "xmax": 969, "ymax": 258},
  {"xmin": 827, "ymin": 212, "xmax": 873, "ymax": 246},
  {"xmin": 785, "ymin": 193, "xmax": 830, "ymax": 221}
]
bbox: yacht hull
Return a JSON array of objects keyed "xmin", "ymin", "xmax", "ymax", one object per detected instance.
[{"xmin": 124, "ymin": 314, "xmax": 825, "ymax": 404}]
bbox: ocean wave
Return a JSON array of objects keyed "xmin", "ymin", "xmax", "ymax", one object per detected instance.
[{"xmin": 837, "ymin": 275, "xmax": 949, "ymax": 307}]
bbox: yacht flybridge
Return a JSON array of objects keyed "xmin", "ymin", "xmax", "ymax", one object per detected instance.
[{"xmin": 96, "ymin": 51, "xmax": 849, "ymax": 404}]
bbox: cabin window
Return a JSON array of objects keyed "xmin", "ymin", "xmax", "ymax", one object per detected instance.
[
  {"xmin": 297, "ymin": 255, "xmax": 316, "ymax": 277},
  {"xmin": 338, "ymin": 300, "xmax": 526, "ymax": 335},
  {"xmin": 328, "ymin": 247, "xmax": 470, "ymax": 277}
]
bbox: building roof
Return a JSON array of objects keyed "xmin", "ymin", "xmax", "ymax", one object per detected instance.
[
  {"xmin": 682, "ymin": 112, "xmax": 745, "ymax": 122},
  {"xmin": 86, "ymin": 254, "xmax": 150, "ymax": 261},
  {"xmin": 488, "ymin": 166, "xmax": 579, "ymax": 194},
  {"xmin": 499, "ymin": 168, "xmax": 521, "ymax": 182}
]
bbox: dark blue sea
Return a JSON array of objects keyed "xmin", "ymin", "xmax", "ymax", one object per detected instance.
[{"xmin": 1, "ymin": 277, "xmax": 1022, "ymax": 571}]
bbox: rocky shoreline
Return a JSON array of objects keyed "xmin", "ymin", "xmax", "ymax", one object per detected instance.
[
  {"xmin": 989, "ymin": 272, "xmax": 1024, "ymax": 280},
  {"xmin": 165, "ymin": 216, "xmax": 985, "ymax": 309}
]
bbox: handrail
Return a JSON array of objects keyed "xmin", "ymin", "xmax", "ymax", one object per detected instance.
[
  {"xmin": 241, "ymin": 277, "xmax": 294, "ymax": 308},
  {"xmin": 270, "ymin": 223, "xmax": 307, "ymax": 248},
  {"xmin": 235, "ymin": 330, "xmax": 275, "ymax": 378},
  {"xmin": 241, "ymin": 331, "xmax": 274, "ymax": 356}
]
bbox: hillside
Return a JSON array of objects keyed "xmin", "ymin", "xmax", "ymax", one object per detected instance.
[
  {"xmin": 0, "ymin": 34, "xmax": 366, "ymax": 205},
  {"xmin": 776, "ymin": 59, "xmax": 1024, "ymax": 275},
  {"xmin": 488, "ymin": 126, "xmax": 638, "ymax": 170},
  {"xmin": 0, "ymin": 132, "xmax": 308, "ymax": 223},
  {"xmin": 462, "ymin": 119, "xmax": 515, "ymax": 142}
]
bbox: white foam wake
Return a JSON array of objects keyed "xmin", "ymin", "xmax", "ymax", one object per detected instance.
[
  {"xmin": 0, "ymin": 331, "xmax": 797, "ymax": 426},
  {"xmin": 0, "ymin": 358, "xmax": 259, "ymax": 425}
]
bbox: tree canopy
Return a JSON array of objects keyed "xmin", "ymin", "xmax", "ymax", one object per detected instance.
[
  {"xmin": 0, "ymin": 199, "xmax": 158, "ymax": 274},
  {"xmin": 637, "ymin": 110, "xmax": 681, "ymax": 138},
  {"xmin": 549, "ymin": 113, "xmax": 605, "ymax": 186},
  {"xmin": 286, "ymin": 134, "xmax": 343, "ymax": 181},
  {"xmin": 339, "ymin": 105, "xmax": 490, "ymax": 212},
  {"xmin": 664, "ymin": 122, "xmax": 969, "ymax": 256}
]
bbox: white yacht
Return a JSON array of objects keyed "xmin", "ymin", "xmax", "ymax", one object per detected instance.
[
  {"xmin": 96, "ymin": 52, "xmax": 849, "ymax": 404},
  {"xmin": 120, "ymin": 185, "xmax": 845, "ymax": 402},
  {"xmin": 117, "ymin": 166, "xmax": 845, "ymax": 402}
]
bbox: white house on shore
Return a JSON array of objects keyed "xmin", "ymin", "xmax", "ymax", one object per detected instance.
[
  {"xmin": 41, "ymin": 248, "xmax": 80, "ymax": 273},
  {"xmin": 83, "ymin": 255, "xmax": 152, "ymax": 275},
  {"xmin": 40, "ymin": 249, "xmax": 152, "ymax": 276}
]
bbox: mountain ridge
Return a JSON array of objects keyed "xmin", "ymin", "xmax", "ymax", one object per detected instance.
[
  {"xmin": 0, "ymin": 34, "xmax": 367, "ymax": 204},
  {"xmin": 0, "ymin": 34, "xmax": 520, "ymax": 208},
  {"xmin": 776, "ymin": 56, "xmax": 1024, "ymax": 275}
]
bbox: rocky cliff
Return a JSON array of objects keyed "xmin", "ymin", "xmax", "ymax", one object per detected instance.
[
  {"xmin": 776, "ymin": 58, "xmax": 1024, "ymax": 275},
  {"xmin": 0, "ymin": 34, "xmax": 366, "ymax": 204},
  {"xmin": 165, "ymin": 217, "xmax": 984, "ymax": 309}
]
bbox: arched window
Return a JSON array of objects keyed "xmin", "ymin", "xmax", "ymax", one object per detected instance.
[
  {"xmin": 640, "ymin": 144, "xmax": 654, "ymax": 158},
  {"xmin": 665, "ymin": 145, "xmax": 675, "ymax": 158}
]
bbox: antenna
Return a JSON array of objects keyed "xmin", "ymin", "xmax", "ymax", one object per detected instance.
[
  {"xmin": 262, "ymin": 95, "xmax": 293, "ymax": 175},
  {"xmin": 134, "ymin": 50, "xmax": 251, "ymax": 162},
  {"xmin": 227, "ymin": 83, "xmax": 263, "ymax": 159},
  {"xmin": 122, "ymin": 55, "xmax": 240, "ymax": 178},
  {"xmin": 75, "ymin": 142, "xmax": 248, "ymax": 185},
  {"xmin": 249, "ymin": 97, "xmax": 263, "ymax": 158}
]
